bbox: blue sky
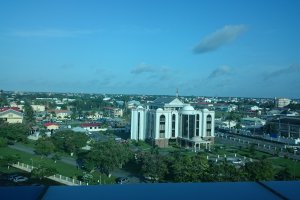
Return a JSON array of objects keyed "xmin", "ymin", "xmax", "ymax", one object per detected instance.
[{"xmin": 0, "ymin": 0, "xmax": 300, "ymax": 98}]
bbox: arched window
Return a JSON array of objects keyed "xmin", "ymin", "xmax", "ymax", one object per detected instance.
[
  {"xmin": 137, "ymin": 112, "xmax": 140, "ymax": 140},
  {"xmin": 159, "ymin": 115, "xmax": 166, "ymax": 138},
  {"xmin": 172, "ymin": 114, "xmax": 176, "ymax": 137},
  {"xmin": 196, "ymin": 114, "xmax": 200, "ymax": 136},
  {"xmin": 206, "ymin": 114, "xmax": 212, "ymax": 136}
]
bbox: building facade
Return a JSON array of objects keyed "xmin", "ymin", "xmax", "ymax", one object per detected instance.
[
  {"xmin": 0, "ymin": 107, "xmax": 23, "ymax": 123},
  {"xmin": 275, "ymin": 98, "xmax": 291, "ymax": 108},
  {"xmin": 130, "ymin": 97, "xmax": 215, "ymax": 150}
]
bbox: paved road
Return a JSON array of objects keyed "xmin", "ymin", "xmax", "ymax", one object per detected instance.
[
  {"xmin": 8, "ymin": 142, "xmax": 143, "ymax": 183},
  {"xmin": 8, "ymin": 143, "xmax": 78, "ymax": 166}
]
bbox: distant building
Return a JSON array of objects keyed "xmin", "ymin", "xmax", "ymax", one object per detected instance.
[
  {"xmin": 81, "ymin": 123, "xmax": 105, "ymax": 132},
  {"xmin": 271, "ymin": 117, "xmax": 300, "ymax": 140},
  {"xmin": 240, "ymin": 117, "xmax": 266, "ymax": 128},
  {"xmin": 127, "ymin": 100, "xmax": 140, "ymax": 109},
  {"xmin": 0, "ymin": 107, "xmax": 23, "ymax": 123},
  {"xmin": 275, "ymin": 98, "xmax": 291, "ymax": 108},
  {"xmin": 44, "ymin": 122, "xmax": 59, "ymax": 131},
  {"xmin": 31, "ymin": 105, "xmax": 46, "ymax": 112},
  {"xmin": 130, "ymin": 97, "xmax": 215, "ymax": 150},
  {"xmin": 52, "ymin": 110, "xmax": 72, "ymax": 120}
]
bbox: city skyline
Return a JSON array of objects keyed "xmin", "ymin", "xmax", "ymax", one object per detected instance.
[{"xmin": 0, "ymin": 0, "xmax": 300, "ymax": 98}]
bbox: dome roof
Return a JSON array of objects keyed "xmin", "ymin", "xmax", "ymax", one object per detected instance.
[
  {"xmin": 157, "ymin": 108, "xmax": 163, "ymax": 111},
  {"xmin": 182, "ymin": 105, "xmax": 195, "ymax": 111},
  {"xmin": 137, "ymin": 105, "xmax": 144, "ymax": 109},
  {"xmin": 203, "ymin": 108, "xmax": 209, "ymax": 112}
]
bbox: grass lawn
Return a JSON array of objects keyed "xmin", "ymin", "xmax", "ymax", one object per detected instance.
[
  {"xmin": 268, "ymin": 157, "xmax": 300, "ymax": 178},
  {"xmin": 0, "ymin": 147, "xmax": 114, "ymax": 184}
]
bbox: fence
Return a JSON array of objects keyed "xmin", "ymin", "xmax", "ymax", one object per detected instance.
[{"xmin": 11, "ymin": 162, "xmax": 87, "ymax": 186}]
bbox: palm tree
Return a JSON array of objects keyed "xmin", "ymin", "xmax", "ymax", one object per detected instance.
[{"xmin": 225, "ymin": 112, "xmax": 237, "ymax": 131}]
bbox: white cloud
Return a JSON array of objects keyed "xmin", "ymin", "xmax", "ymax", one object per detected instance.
[{"xmin": 193, "ymin": 25, "xmax": 247, "ymax": 54}]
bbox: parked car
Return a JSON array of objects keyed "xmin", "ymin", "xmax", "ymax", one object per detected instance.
[
  {"xmin": 116, "ymin": 177, "xmax": 129, "ymax": 184},
  {"xmin": 13, "ymin": 176, "xmax": 28, "ymax": 183},
  {"xmin": 8, "ymin": 174, "xmax": 19, "ymax": 181}
]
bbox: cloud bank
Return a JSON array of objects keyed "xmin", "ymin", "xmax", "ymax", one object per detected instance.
[
  {"xmin": 193, "ymin": 25, "xmax": 247, "ymax": 54},
  {"xmin": 208, "ymin": 65, "xmax": 232, "ymax": 79},
  {"xmin": 264, "ymin": 64, "xmax": 300, "ymax": 80},
  {"xmin": 131, "ymin": 63, "xmax": 155, "ymax": 74}
]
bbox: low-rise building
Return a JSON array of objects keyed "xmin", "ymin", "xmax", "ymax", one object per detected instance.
[
  {"xmin": 240, "ymin": 117, "xmax": 266, "ymax": 128},
  {"xmin": 270, "ymin": 117, "xmax": 300, "ymax": 140},
  {"xmin": 81, "ymin": 123, "xmax": 105, "ymax": 132},
  {"xmin": 44, "ymin": 122, "xmax": 59, "ymax": 132},
  {"xmin": 0, "ymin": 107, "xmax": 23, "ymax": 123}
]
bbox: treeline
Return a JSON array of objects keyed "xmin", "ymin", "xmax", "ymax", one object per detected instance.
[{"xmin": 134, "ymin": 149, "xmax": 290, "ymax": 183}]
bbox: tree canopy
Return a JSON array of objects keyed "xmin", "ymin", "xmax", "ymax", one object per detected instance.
[
  {"xmin": 51, "ymin": 130, "xmax": 89, "ymax": 154},
  {"xmin": 31, "ymin": 164, "xmax": 57, "ymax": 180},
  {"xmin": 24, "ymin": 101, "xmax": 35, "ymax": 124},
  {"xmin": 138, "ymin": 150, "xmax": 168, "ymax": 182},
  {"xmin": 0, "ymin": 123, "xmax": 30, "ymax": 142},
  {"xmin": 35, "ymin": 138, "xmax": 56, "ymax": 156},
  {"xmin": 83, "ymin": 141, "xmax": 132, "ymax": 176}
]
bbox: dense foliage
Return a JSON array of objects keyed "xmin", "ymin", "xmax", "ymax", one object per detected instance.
[
  {"xmin": 0, "ymin": 123, "xmax": 30, "ymax": 142},
  {"xmin": 82, "ymin": 141, "xmax": 132, "ymax": 176},
  {"xmin": 51, "ymin": 130, "xmax": 89, "ymax": 154}
]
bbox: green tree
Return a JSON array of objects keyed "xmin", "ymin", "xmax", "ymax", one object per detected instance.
[
  {"xmin": 0, "ymin": 154, "xmax": 20, "ymax": 169},
  {"xmin": 209, "ymin": 161, "xmax": 246, "ymax": 182},
  {"xmin": 31, "ymin": 164, "xmax": 57, "ymax": 180},
  {"xmin": 35, "ymin": 138, "xmax": 56, "ymax": 156},
  {"xmin": 139, "ymin": 151, "xmax": 168, "ymax": 182},
  {"xmin": 225, "ymin": 112, "xmax": 240, "ymax": 130},
  {"xmin": 171, "ymin": 153, "xmax": 209, "ymax": 182},
  {"xmin": 83, "ymin": 141, "xmax": 132, "ymax": 176},
  {"xmin": 244, "ymin": 160, "xmax": 275, "ymax": 181},
  {"xmin": 275, "ymin": 167, "xmax": 292, "ymax": 181},
  {"xmin": 0, "ymin": 123, "xmax": 30, "ymax": 142},
  {"xmin": 24, "ymin": 101, "xmax": 35, "ymax": 124},
  {"xmin": 264, "ymin": 122, "xmax": 277, "ymax": 134},
  {"xmin": 51, "ymin": 130, "xmax": 89, "ymax": 155}
]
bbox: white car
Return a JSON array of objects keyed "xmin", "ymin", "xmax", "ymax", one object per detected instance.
[{"xmin": 13, "ymin": 176, "xmax": 29, "ymax": 183}]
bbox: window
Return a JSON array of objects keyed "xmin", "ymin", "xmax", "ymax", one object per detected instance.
[
  {"xmin": 159, "ymin": 115, "xmax": 166, "ymax": 138},
  {"xmin": 172, "ymin": 114, "xmax": 176, "ymax": 137},
  {"xmin": 137, "ymin": 112, "xmax": 140, "ymax": 140},
  {"xmin": 182, "ymin": 115, "xmax": 189, "ymax": 138},
  {"xmin": 196, "ymin": 114, "xmax": 200, "ymax": 136},
  {"xmin": 189, "ymin": 115, "xmax": 195, "ymax": 139},
  {"xmin": 206, "ymin": 114, "xmax": 212, "ymax": 136}
]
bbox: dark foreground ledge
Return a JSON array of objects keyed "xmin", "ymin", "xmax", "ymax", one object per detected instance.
[{"xmin": 1, "ymin": 181, "xmax": 299, "ymax": 200}]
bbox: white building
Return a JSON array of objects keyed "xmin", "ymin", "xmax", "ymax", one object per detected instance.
[
  {"xmin": 130, "ymin": 97, "xmax": 215, "ymax": 150},
  {"xmin": 276, "ymin": 98, "xmax": 291, "ymax": 108}
]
